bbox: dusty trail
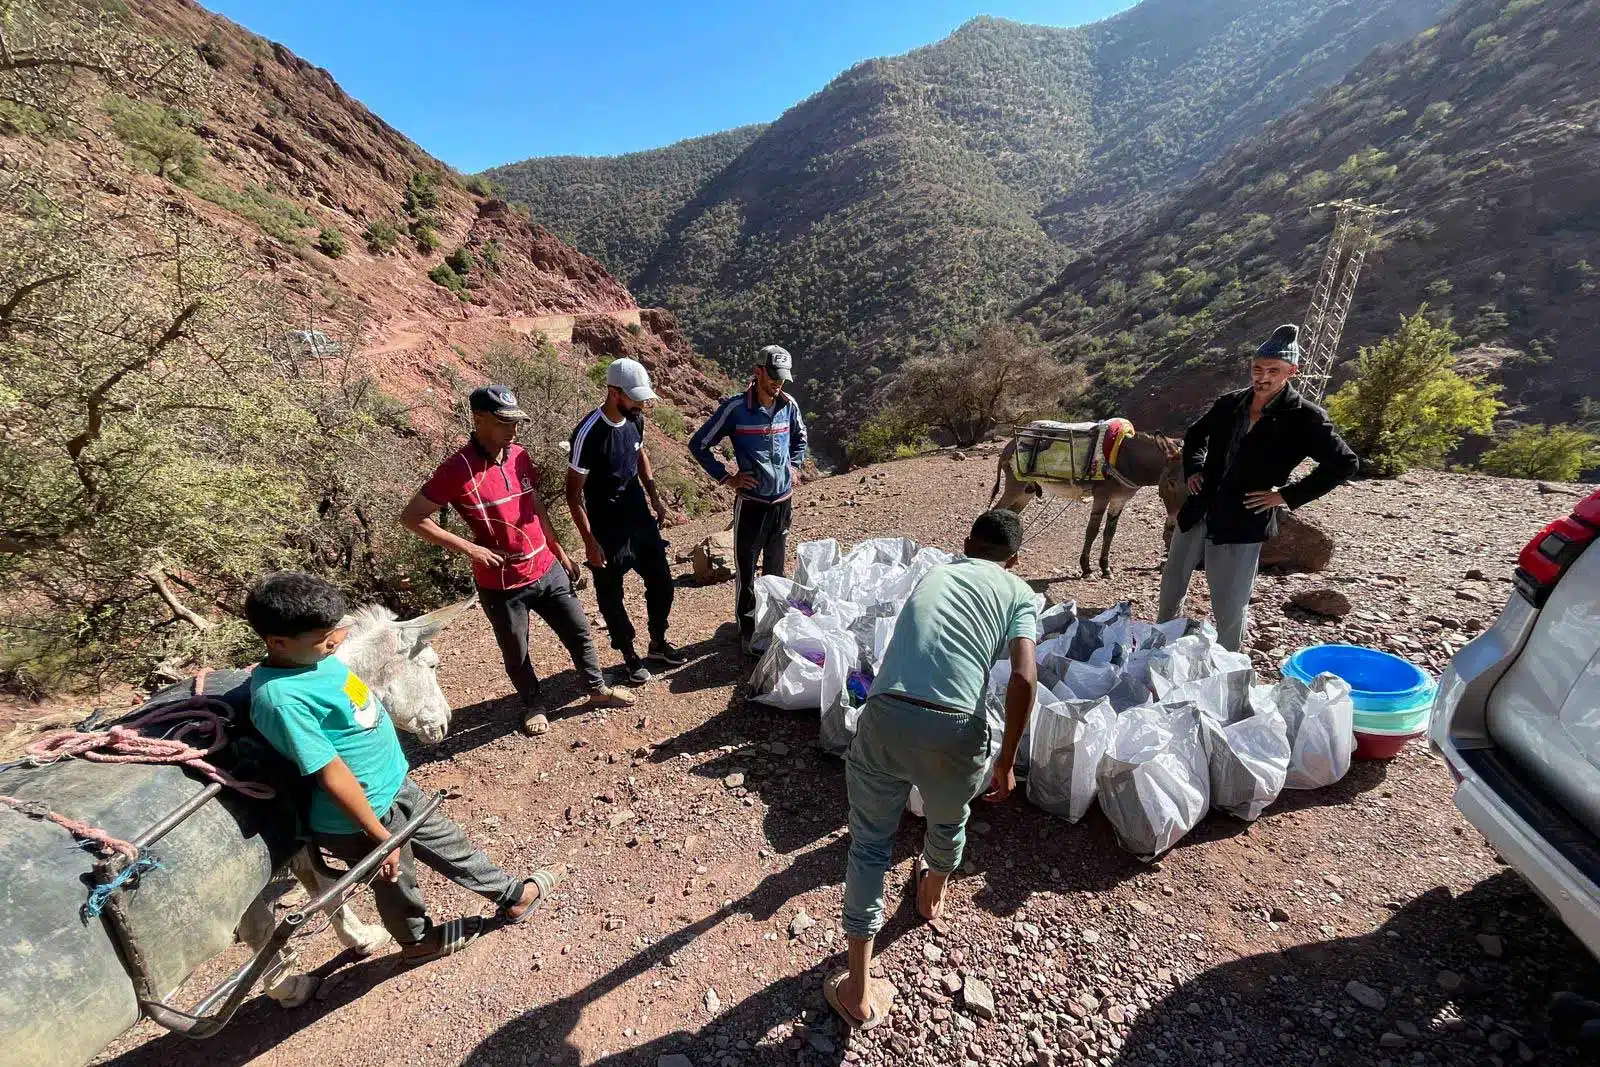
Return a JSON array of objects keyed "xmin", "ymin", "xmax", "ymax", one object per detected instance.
[{"xmin": 95, "ymin": 454, "xmax": 1596, "ymax": 1067}]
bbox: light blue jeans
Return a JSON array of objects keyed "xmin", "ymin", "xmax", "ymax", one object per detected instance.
[
  {"xmin": 1156, "ymin": 518, "xmax": 1263, "ymax": 653},
  {"xmin": 842, "ymin": 694, "xmax": 992, "ymax": 940}
]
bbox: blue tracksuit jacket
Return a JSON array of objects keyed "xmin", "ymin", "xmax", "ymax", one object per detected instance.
[{"xmin": 689, "ymin": 387, "xmax": 808, "ymax": 504}]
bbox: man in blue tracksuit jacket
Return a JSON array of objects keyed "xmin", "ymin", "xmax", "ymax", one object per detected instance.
[{"xmin": 689, "ymin": 344, "xmax": 808, "ymax": 654}]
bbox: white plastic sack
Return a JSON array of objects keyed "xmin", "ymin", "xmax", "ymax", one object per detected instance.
[
  {"xmin": 1164, "ymin": 669, "xmax": 1254, "ymax": 724},
  {"xmin": 1038, "ymin": 600, "xmax": 1079, "ymax": 639},
  {"xmin": 1096, "ymin": 703, "xmax": 1210, "ymax": 859},
  {"xmin": 983, "ymin": 661, "xmax": 1034, "ymax": 774},
  {"xmin": 1196, "ymin": 703, "xmax": 1290, "ymax": 821},
  {"xmin": 794, "ymin": 539, "xmax": 840, "ymax": 587},
  {"xmin": 1148, "ymin": 633, "xmax": 1252, "ymax": 699},
  {"xmin": 1057, "ymin": 660, "xmax": 1148, "ymax": 711},
  {"xmin": 751, "ymin": 611, "xmax": 856, "ymax": 714},
  {"xmin": 751, "ymin": 576, "xmax": 811, "ymax": 650},
  {"xmin": 1036, "ymin": 630, "xmax": 1081, "ymax": 689},
  {"xmin": 1253, "ymin": 673, "xmax": 1355, "ymax": 790},
  {"xmin": 1027, "ymin": 696, "xmax": 1116, "ymax": 822},
  {"xmin": 871, "ymin": 616, "xmax": 897, "ymax": 672}
]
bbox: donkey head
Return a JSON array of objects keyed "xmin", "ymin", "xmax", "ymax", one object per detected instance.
[{"xmin": 335, "ymin": 596, "xmax": 478, "ymax": 745}]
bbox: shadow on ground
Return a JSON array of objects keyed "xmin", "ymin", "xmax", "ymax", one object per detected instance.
[{"xmin": 1109, "ymin": 871, "xmax": 1598, "ymax": 1066}]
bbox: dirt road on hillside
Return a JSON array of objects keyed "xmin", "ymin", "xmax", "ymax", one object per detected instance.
[{"xmin": 96, "ymin": 454, "xmax": 1596, "ymax": 1067}]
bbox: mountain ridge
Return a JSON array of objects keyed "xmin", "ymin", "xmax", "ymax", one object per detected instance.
[{"xmin": 485, "ymin": 0, "xmax": 1451, "ymax": 447}]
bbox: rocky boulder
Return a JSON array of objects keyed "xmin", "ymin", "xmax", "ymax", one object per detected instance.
[
  {"xmin": 1262, "ymin": 512, "xmax": 1335, "ymax": 572},
  {"xmin": 1289, "ymin": 587, "xmax": 1352, "ymax": 618},
  {"xmin": 690, "ymin": 530, "xmax": 736, "ymax": 585}
]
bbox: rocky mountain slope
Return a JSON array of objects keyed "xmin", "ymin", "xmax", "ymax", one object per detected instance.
[
  {"xmin": 1022, "ymin": 0, "xmax": 1600, "ymax": 432},
  {"xmin": 58, "ymin": 0, "xmax": 730, "ymax": 421},
  {"xmin": 485, "ymin": 0, "xmax": 1448, "ymax": 445}
]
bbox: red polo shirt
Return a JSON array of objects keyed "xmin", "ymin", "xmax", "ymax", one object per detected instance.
[{"xmin": 421, "ymin": 438, "xmax": 555, "ymax": 590}]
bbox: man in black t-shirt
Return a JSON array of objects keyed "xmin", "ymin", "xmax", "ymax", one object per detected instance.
[{"xmin": 566, "ymin": 358, "xmax": 688, "ymax": 684}]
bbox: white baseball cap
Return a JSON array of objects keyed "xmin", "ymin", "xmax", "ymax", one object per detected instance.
[{"xmin": 605, "ymin": 357, "xmax": 656, "ymax": 402}]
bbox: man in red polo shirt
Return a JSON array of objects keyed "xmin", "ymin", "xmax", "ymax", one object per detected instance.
[{"xmin": 401, "ymin": 384, "xmax": 634, "ymax": 735}]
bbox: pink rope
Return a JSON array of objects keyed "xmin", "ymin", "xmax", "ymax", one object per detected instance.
[
  {"xmin": 22, "ymin": 670, "xmax": 277, "ymax": 800},
  {"xmin": 0, "ymin": 793, "xmax": 142, "ymax": 860}
]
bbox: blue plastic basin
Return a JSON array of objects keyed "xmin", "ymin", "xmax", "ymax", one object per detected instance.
[{"xmin": 1282, "ymin": 644, "xmax": 1433, "ymax": 713}]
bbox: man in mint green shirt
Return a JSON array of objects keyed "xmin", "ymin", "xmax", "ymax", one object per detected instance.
[
  {"xmin": 246, "ymin": 571, "xmax": 558, "ymax": 964},
  {"xmin": 825, "ymin": 511, "xmax": 1040, "ymax": 1030}
]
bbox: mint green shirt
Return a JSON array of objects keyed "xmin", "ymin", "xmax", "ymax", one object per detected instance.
[
  {"xmin": 249, "ymin": 655, "xmax": 409, "ymax": 834},
  {"xmin": 870, "ymin": 557, "xmax": 1039, "ymax": 713}
]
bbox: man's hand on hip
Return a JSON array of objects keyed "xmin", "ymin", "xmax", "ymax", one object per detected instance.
[
  {"xmin": 723, "ymin": 472, "xmax": 757, "ymax": 492},
  {"xmin": 1244, "ymin": 489, "xmax": 1286, "ymax": 513}
]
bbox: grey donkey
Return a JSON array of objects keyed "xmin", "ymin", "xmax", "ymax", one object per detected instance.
[{"xmin": 990, "ymin": 428, "xmax": 1184, "ymax": 578}]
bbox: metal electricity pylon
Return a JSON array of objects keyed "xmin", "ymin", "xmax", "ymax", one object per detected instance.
[{"xmin": 1298, "ymin": 201, "xmax": 1389, "ymax": 404}]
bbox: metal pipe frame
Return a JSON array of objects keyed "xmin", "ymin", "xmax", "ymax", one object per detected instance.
[{"xmin": 133, "ymin": 790, "xmax": 445, "ymax": 1039}]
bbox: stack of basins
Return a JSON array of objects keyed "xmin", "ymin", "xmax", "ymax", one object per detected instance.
[{"xmin": 1283, "ymin": 644, "xmax": 1436, "ymax": 759}]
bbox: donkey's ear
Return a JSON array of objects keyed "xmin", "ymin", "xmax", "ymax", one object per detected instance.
[{"xmin": 395, "ymin": 594, "xmax": 480, "ymax": 652}]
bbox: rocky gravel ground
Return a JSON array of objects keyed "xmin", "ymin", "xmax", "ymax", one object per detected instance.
[{"xmin": 96, "ymin": 452, "xmax": 1597, "ymax": 1067}]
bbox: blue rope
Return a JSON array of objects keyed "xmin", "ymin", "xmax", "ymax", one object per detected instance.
[{"xmin": 82, "ymin": 856, "xmax": 164, "ymax": 921}]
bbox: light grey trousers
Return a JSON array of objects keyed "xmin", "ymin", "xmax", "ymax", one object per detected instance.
[{"xmin": 1156, "ymin": 519, "xmax": 1262, "ymax": 653}]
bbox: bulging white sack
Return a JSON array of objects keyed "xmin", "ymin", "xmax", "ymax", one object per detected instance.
[
  {"xmin": 1026, "ymin": 696, "xmax": 1116, "ymax": 822},
  {"xmin": 1096, "ymin": 703, "xmax": 1210, "ymax": 859},
  {"xmin": 1252, "ymin": 673, "xmax": 1355, "ymax": 790}
]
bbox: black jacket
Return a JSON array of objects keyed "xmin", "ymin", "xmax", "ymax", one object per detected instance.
[{"xmin": 1178, "ymin": 385, "xmax": 1358, "ymax": 544}]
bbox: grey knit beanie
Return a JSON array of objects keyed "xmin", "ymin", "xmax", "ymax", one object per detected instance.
[{"xmin": 1256, "ymin": 324, "xmax": 1301, "ymax": 365}]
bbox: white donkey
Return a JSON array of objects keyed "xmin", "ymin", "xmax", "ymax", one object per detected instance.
[{"xmin": 238, "ymin": 596, "xmax": 476, "ymax": 1007}]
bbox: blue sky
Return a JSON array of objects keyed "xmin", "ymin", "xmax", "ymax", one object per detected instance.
[{"xmin": 206, "ymin": 1, "xmax": 1136, "ymax": 171}]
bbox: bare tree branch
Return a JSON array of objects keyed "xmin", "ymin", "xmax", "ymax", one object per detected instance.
[{"xmin": 146, "ymin": 564, "xmax": 214, "ymax": 631}]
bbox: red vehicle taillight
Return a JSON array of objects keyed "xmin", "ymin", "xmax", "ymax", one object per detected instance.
[{"xmin": 1514, "ymin": 489, "xmax": 1600, "ymax": 606}]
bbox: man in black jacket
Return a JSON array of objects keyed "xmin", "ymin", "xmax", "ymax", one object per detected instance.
[{"xmin": 1157, "ymin": 324, "xmax": 1359, "ymax": 651}]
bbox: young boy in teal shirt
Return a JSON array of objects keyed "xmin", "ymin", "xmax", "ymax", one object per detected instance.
[{"xmin": 246, "ymin": 571, "xmax": 558, "ymax": 963}]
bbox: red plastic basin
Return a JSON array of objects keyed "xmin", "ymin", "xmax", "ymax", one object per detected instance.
[{"xmin": 1353, "ymin": 727, "xmax": 1424, "ymax": 761}]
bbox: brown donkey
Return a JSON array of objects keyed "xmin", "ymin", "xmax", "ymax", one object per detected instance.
[{"xmin": 990, "ymin": 429, "xmax": 1183, "ymax": 578}]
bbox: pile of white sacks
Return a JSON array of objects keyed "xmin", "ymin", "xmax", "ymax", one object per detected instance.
[{"xmin": 750, "ymin": 536, "xmax": 1355, "ymax": 859}]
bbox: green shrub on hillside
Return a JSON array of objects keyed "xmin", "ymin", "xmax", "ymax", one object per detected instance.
[
  {"xmin": 895, "ymin": 324, "xmax": 1085, "ymax": 448},
  {"xmin": 1479, "ymin": 424, "xmax": 1600, "ymax": 481},
  {"xmin": 445, "ymin": 246, "xmax": 476, "ymax": 276},
  {"xmin": 413, "ymin": 223, "xmax": 441, "ymax": 254},
  {"xmin": 846, "ymin": 406, "xmax": 932, "ymax": 466},
  {"xmin": 403, "ymin": 170, "xmax": 439, "ymax": 213},
  {"xmin": 651, "ymin": 400, "xmax": 688, "ymax": 440},
  {"xmin": 364, "ymin": 219, "xmax": 400, "ymax": 253},
  {"xmin": 462, "ymin": 174, "xmax": 491, "ymax": 197},
  {"xmin": 316, "ymin": 227, "xmax": 345, "ymax": 258},
  {"xmin": 1327, "ymin": 308, "xmax": 1502, "ymax": 475},
  {"xmin": 105, "ymin": 95, "xmax": 206, "ymax": 182},
  {"xmin": 480, "ymin": 237, "xmax": 503, "ymax": 272},
  {"xmin": 185, "ymin": 180, "xmax": 313, "ymax": 245},
  {"xmin": 587, "ymin": 358, "xmax": 614, "ymax": 388},
  {"xmin": 428, "ymin": 262, "xmax": 467, "ymax": 298}
]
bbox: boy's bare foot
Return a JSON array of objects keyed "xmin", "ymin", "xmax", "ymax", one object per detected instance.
[
  {"xmin": 836, "ymin": 971, "xmax": 873, "ymax": 1024},
  {"xmin": 501, "ymin": 865, "xmax": 564, "ymax": 925},
  {"xmin": 824, "ymin": 971, "xmax": 893, "ymax": 1030},
  {"xmin": 916, "ymin": 857, "xmax": 948, "ymax": 921}
]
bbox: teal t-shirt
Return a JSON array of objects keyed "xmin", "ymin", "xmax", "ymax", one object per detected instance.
[
  {"xmin": 249, "ymin": 655, "xmax": 409, "ymax": 835},
  {"xmin": 870, "ymin": 557, "xmax": 1039, "ymax": 713}
]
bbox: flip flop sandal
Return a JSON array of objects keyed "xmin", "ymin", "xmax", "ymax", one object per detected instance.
[
  {"xmin": 913, "ymin": 856, "xmax": 944, "ymax": 922},
  {"xmin": 500, "ymin": 865, "xmax": 564, "ymax": 926},
  {"xmin": 832, "ymin": 972, "xmax": 896, "ymax": 1030},
  {"xmin": 400, "ymin": 914, "xmax": 485, "ymax": 966}
]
